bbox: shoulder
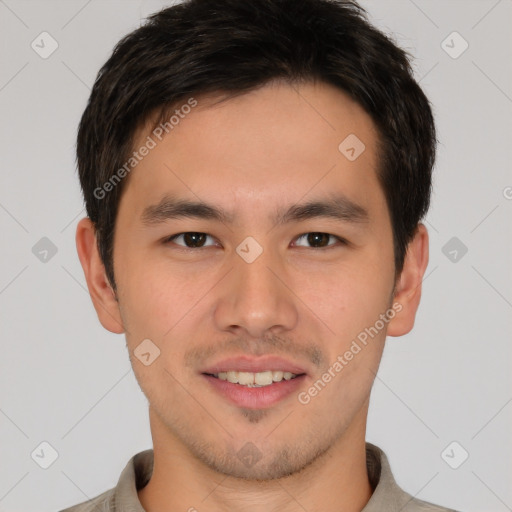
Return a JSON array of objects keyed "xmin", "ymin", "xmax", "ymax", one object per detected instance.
[
  {"xmin": 58, "ymin": 488, "xmax": 114, "ymax": 512},
  {"xmin": 401, "ymin": 495, "xmax": 461, "ymax": 512},
  {"xmin": 364, "ymin": 443, "xmax": 461, "ymax": 512},
  {"xmin": 57, "ymin": 449, "xmax": 152, "ymax": 512}
]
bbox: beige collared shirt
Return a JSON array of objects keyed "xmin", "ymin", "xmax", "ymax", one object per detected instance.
[{"xmin": 60, "ymin": 442, "xmax": 459, "ymax": 512}]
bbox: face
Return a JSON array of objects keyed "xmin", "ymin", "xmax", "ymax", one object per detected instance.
[{"xmin": 79, "ymin": 80, "xmax": 425, "ymax": 480}]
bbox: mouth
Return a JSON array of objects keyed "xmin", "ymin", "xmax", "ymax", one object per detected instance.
[
  {"xmin": 200, "ymin": 357, "xmax": 308, "ymax": 409},
  {"xmin": 205, "ymin": 370, "xmax": 302, "ymax": 387}
]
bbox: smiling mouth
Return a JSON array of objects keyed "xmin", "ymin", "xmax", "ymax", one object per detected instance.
[{"xmin": 204, "ymin": 370, "xmax": 303, "ymax": 387}]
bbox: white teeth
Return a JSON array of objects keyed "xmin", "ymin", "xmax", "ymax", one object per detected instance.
[
  {"xmin": 226, "ymin": 371, "xmax": 238, "ymax": 384},
  {"xmin": 255, "ymin": 371, "xmax": 273, "ymax": 386},
  {"xmin": 237, "ymin": 372, "xmax": 255, "ymax": 385},
  {"xmin": 272, "ymin": 370, "xmax": 284, "ymax": 381},
  {"xmin": 214, "ymin": 370, "xmax": 298, "ymax": 386}
]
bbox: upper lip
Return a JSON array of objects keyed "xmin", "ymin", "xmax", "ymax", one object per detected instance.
[{"xmin": 201, "ymin": 355, "xmax": 308, "ymax": 375}]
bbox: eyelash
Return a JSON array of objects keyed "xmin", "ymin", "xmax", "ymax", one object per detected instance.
[{"xmin": 163, "ymin": 232, "xmax": 347, "ymax": 250}]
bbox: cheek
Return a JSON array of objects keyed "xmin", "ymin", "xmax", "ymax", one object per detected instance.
[
  {"xmin": 116, "ymin": 254, "xmax": 209, "ymax": 342},
  {"xmin": 295, "ymin": 256, "xmax": 394, "ymax": 340}
]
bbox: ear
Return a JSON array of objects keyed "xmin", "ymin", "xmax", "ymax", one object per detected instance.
[
  {"xmin": 386, "ymin": 223, "xmax": 429, "ymax": 337},
  {"xmin": 75, "ymin": 217, "xmax": 125, "ymax": 334}
]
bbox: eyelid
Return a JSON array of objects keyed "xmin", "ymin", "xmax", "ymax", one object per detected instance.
[
  {"xmin": 163, "ymin": 231, "xmax": 348, "ymax": 249},
  {"xmin": 164, "ymin": 232, "xmax": 218, "ymax": 248},
  {"xmin": 292, "ymin": 232, "xmax": 347, "ymax": 248}
]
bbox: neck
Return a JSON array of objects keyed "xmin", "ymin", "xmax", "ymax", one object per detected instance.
[{"xmin": 138, "ymin": 406, "xmax": 373, "ymax": 512}]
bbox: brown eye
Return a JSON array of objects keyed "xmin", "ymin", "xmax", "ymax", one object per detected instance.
[
  {"xmin": 294, "ymin": 232, "xmax": 344, "ymax": 248},
  {"xmin": 166, "ymin": 232, "xmax": 215, "ymax": 248}
]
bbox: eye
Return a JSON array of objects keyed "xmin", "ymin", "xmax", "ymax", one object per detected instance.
[
  {"xmin": 164, "ymin": 232, "xmax": 218, "ymax": 248},
  {"xmin": 163, "ymin": 231, "xmax": 347, "ymax": 250},
  {"xmin": 293, "ymin": 232, "xmax": 346, "ymax": 249}
]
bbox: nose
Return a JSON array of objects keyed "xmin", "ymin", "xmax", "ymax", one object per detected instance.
[{"xmin": 213, "ymin": 243, "xmax": 299, "ymax": 338}]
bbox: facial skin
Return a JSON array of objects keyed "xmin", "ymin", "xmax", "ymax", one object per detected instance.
[{"xmin": 76, "ymin": 80, "xmax": 429, "ymax": 512}]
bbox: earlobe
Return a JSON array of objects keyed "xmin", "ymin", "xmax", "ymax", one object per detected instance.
[
  {"xmin": 386, "ymin": 223, "xmax": 429, "ymax": 337},
  {"xmin": 75, "ymin": 217, "xmax": 125, "ymax": 334}
]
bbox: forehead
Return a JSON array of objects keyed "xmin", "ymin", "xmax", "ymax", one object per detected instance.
[{"xmin": 120, "ymin": 80, "xmax": 384, "ymax": 224}]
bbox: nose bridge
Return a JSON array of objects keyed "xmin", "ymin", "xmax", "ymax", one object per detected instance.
[
  {"xmin": 237, "ymin": 243, "xmax": 279, "ymax": 298},
  {"xmin": 213, "ymin": 237, "xmax": 298, "ymax": 337}
]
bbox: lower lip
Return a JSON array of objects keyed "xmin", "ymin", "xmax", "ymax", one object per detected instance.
[{"xmin": 203, "ymin": 374, "xmax": 306, "ymax": 409}]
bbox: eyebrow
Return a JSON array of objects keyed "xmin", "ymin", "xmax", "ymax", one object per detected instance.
[{"xmin": 140, "ymin": 193, "xmax": 369, "ymax": 227}]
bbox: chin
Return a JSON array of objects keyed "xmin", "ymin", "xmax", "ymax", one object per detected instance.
[{"xmin": 190, "ymin": 439, "xmax": 331, "ymax": 481}]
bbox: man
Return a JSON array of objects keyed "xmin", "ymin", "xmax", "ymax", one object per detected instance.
[{"xmin": 62, "ymin": 0, "xmax": 458, "ymax": 510}]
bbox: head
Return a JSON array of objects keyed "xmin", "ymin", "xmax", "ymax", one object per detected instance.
[{"xmin": 76, "ymin": 0, "xmax": 434, "ymax": 480}]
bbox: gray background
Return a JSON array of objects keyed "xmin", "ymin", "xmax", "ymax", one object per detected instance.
[{"xmin": 0, "ymin": 1, "xmax": 511, "ymax": 511}]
